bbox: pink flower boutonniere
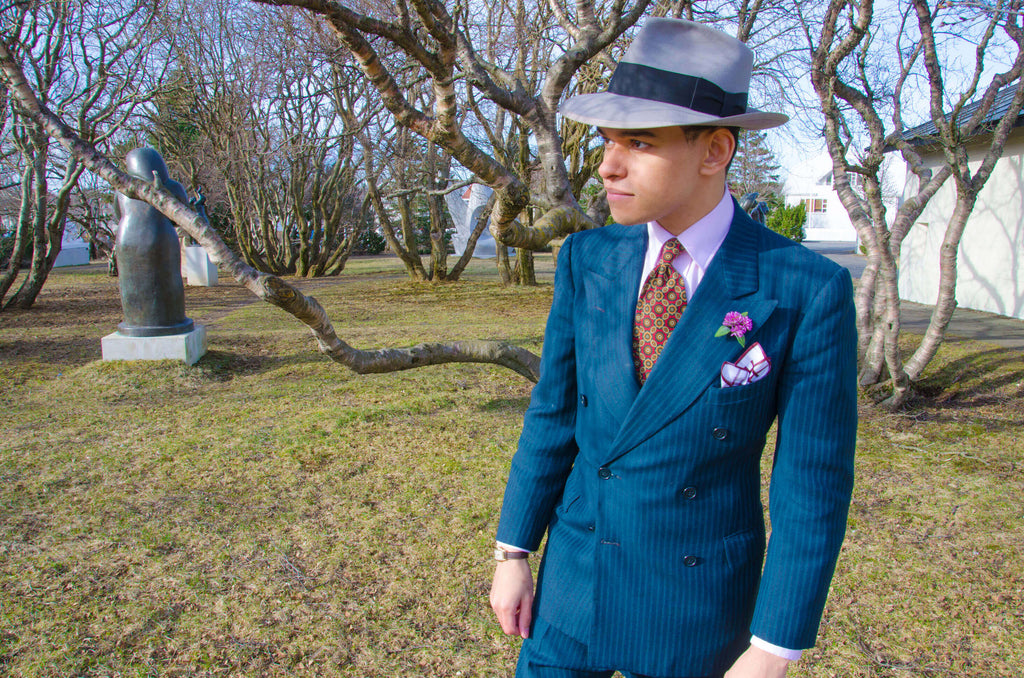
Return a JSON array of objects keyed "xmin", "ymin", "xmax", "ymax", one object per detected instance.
[{"xmin": 715, "ymin": 311, "xmax": 753, "ymax": 347}]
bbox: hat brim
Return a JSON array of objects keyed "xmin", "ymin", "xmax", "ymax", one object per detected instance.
[{"xmin": 560, "ymin": 92, "xmax": 788, "ymax": 130}]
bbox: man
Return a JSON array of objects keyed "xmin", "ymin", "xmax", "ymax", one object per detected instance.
[{"xmin": 489, "ymin": 18, "xmax": 857, "ymax": 678}]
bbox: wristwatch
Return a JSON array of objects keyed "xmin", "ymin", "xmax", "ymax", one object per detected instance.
[{"xmin": 494, "ymin": 547, "xmax": 530, "ymax": 562}]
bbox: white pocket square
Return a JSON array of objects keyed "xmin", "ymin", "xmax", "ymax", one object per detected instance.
[{"xmin": 720, "ymin": 341, "xmax": 771, "ymax": 388}]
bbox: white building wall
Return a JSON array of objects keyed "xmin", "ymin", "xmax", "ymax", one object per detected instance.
[
  {"xmin": 444, "ymin": 183, "xmax": 497, "ymax": 258},
  {"xmin": 53, "ymin": 231, "xmax": 90, "ymax": 267},
  {"xmin": 898, "ymin": 128, "xmax": 1024, "ymax": 320},
  {"xmin": 797, "ymin": 196, "xmax": 859, "ymax": 242},
  {"xmin": 53, "ymin": 245, "xmax": 90, "ymax": 267},
  {"xmin": 783, "ymin": 152, "xmax": 859, "ymax": 242}
]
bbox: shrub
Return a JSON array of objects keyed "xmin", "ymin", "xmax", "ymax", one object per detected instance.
[
  {"xmin": 767, "ymin": 202, "xmax": 807, "ymax": 243},
  {"xmin": 354, "ymin": 227, "xmax": 387, "ymax": 255},
  {"xmin": 0, "ymin": 230, "xmax": 13, "ymax": 267}
]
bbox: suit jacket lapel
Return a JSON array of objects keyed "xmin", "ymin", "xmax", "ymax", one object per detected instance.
[
  {"xmin": 581, "ymin": 226, "xmax": 645, "ymax": 431},
  {"xmin": 606, "ymin": 209, "xmax": 777, "ymax": 462}
]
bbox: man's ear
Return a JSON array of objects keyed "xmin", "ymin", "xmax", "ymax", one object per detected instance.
[{"xmin": 699, "ymin": 128, "xmax": 736, "ymax": 177}]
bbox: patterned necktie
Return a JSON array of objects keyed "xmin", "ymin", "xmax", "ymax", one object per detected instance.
[{"xmin": 633, "ymin": 238, "xmax": 687, "ymax": 384}]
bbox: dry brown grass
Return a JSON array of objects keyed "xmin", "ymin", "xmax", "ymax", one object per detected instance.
[{"xmin": 1, "ymin": 258, "xmax": 1022, "ymax": 677}]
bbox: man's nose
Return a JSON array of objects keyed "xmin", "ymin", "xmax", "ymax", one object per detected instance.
[{"xmin": 598, "ymin": 145, "xmax": 624, "ymax": 181}]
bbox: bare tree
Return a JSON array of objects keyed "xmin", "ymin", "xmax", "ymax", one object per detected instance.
[
  {"xmin": 360, "ymin": 73, "xmax": 473, "ymax": 282},
  {"xmin": 1, "ymin": 0, "xmax": 807, "ymax": 380},
  {"xmin": 807, "ymin": 0, "xmax": 1024, "ymax": 407},
  {"xmin": 0, "ymin": 0, "xmax": 163, "ymax": 310},
  {"xmin": 149, "ymin": 1, "xmax": 369, "ymax": 277},
  {"xmin": 0, "ymin": 39, "xmax": 542, "ymax": 378},
  {"xmin": 67, "ymin": 179, "xmax": 117, "ymax": 259},
  {"xmin": 249, "ymin": 0, "xmax": 652, "ymax": 262}
]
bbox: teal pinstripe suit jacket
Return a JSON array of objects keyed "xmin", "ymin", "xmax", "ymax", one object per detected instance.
[{"xmin": 496, "ymin": 205, "xmax": 858, "ymax": 677}]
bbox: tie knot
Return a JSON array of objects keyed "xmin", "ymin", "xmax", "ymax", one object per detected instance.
[{"xmin": 659, "ymin": 238, "xmax": 683, "ymax": 266}]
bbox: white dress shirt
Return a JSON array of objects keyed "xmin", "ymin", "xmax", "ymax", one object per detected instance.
[{"xmin": 638, "ymin": 186, "xmax": 733, "ymax": 300}]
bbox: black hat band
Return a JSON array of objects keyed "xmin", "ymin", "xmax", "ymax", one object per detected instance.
[{"xmin": 607, "ymin": 62, "xmax": 749, "ymax": 118}]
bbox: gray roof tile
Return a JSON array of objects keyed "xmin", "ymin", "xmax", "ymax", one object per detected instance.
[{"xmin": 900, "ymin": 85, "xmax": 1024, "ymax": 145}]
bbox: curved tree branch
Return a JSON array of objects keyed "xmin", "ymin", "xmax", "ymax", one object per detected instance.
[{"xmin": 0, "ymin": 38, "xmax": 540, "ymax": 381}]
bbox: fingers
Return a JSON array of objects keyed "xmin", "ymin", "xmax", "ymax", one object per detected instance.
[
  {"xmin": 490, "ymin": 559, "xmax": 534, "ymax": 638},
  {"xmin": 517, "ymin": 596, "xmax": 532, "ymax": 639},
  {"xmin": 489, "ymin": 583, "xmax": 517, "ymax": 635}
]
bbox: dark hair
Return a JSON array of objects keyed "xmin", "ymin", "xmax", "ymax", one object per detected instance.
[{"xmin": 681, "ymin": 126, "xmax": 740, "ymax": 173}]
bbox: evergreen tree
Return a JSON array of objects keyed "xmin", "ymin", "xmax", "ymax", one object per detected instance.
[{"xmin": 729, "ymin": 130, "xmax": 783, "ymax": 205}]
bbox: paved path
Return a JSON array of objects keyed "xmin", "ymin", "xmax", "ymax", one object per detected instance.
[
  {"xmin": 805, "ymin": 241, "xmax": 1024, "ymax": 349},
  {"xmin": 804, "ymin": 241, "xmax": 867, "ymax": 279}
]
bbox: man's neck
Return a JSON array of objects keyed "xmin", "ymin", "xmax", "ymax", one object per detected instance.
[{"xmin": 658, "ymin": 178, "xmax": 727, "ymax": 236}]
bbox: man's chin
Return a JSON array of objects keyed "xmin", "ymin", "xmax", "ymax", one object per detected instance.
[
  {"xmin": 611, "ymin": 216, "xmax": 647, "ymax": 227},
  {"xmin": 607, "ymin": 209, "xmax": 647, "ymax": 227}
]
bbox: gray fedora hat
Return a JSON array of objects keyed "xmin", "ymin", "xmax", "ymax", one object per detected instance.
[{"xmin": 560, "ymin": 18, "xmax": 788, "ymax": 130}]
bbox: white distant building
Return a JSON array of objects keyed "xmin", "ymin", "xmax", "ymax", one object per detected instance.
[
  {"xmin": 894, "ymin": 86, "xmax": 1024, "ymax": 321},
  {"xmin": 783, "ymin": 152, "xmax": 858, "ymax": 242},
  {"xmin": 2, "ymin": 191, "xmax": 94, "ymax": 267},
  {"xmin": 54, "ymin": 228, "xmax": 90, "ymax": 267},
  {"xmin": 444, "ymin": 183, "xmax": 497, "ymax": 258}
]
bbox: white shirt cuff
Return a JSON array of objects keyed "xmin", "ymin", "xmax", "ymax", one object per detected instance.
[
  {"xmin": 495, "ymin": 541, "xmax": 529, "ymax": 553},
  {"xmin": 750, "ymin": 635, "xmax": 803, "ymax": 661}
]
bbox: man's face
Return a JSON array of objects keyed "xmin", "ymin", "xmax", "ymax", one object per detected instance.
[{"xmin": 597, "ymin": 126, "xmax": 711, "ymax": 235}]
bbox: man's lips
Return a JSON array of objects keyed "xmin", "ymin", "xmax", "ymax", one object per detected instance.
[{"xmin": 605, "ymin": 188, "xmax": 633, "ymax": 201}]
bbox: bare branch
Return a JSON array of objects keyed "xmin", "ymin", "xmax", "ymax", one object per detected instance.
[{"xmin": 0, "ymin": 38, "xmax": 540, "ymax": 380}]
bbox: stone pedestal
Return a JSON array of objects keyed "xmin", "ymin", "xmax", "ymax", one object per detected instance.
[
  {"xmin": 184, "ymin": 245, "xmax": 218, "ymax": 286},
  {"xmin": 102, "ymin": 325, "xmax": 207, "ymax": 365}
]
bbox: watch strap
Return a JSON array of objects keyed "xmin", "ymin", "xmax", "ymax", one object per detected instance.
[{"xmin": 494, "ymin": 547, "xmax": 530, "ymax": 561}]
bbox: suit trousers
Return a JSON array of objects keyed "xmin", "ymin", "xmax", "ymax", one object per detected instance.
[{"xmin": 516, "ymin": 615, "xmax": 722, "ymax": 678}]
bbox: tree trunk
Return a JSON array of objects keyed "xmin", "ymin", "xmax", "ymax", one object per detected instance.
[
  {"xmin": 877, "ymin": 261, "xmax": 911, "ymax": 409},
  {"xmin": 495, "ymin": 244, "xmax": 513, "ymax": 284},
  {"xmin": 0, "ymin": 163, "xmax": 34, "ymax": 304},
  {"xmin": 516, "ymin": 248, "xmax": 536, "ymax": 286},
  {"xmin": 447, "ymin": 195, "xmax": 495, "ymax": 282},
  {"xmin": 365, "ymin": 173, "xmax": 428, "ymax": 281},
  {"xmin": 8, "ymin": 152, "xmax": 84, "ymax": 309},
  {"xmin": 5, "ymin": 130, "xmax": 50, "ymax": 310},
  {"xmin": 904, "ymin": 194, "xmax": 975, "ymax": 380},
  {"xmin": 428, "ymin": 192, "xmax": 449, "ymax": 282}
]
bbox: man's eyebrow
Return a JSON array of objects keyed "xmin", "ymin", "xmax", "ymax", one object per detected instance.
[{"xmin": 596, "ymin": 128, "xmax": 659, "ymax": 139}]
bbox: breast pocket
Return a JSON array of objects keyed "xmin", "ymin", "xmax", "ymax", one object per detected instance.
[
  {"xmin": 704, "ymin": 371, "xmax": 776, "ymax": 406},
  {"xmin": 698, "ymin": 373, "xmax": 778, "ymax": 448}
]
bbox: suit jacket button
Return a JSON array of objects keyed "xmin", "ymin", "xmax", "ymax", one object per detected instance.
[
  {"xmin": 580, "ymin": 394, "xmax": 588, "ymax": 406},
  {"xmin": 683, "ymin": 555, "xmax": 699, "ymax": 567},
  {"xmin": 712, "ymin": 427, "xmax": 729, "ymax": 440},
  {"xmin": 587, "ymin": 525, "xmax": 595, "ymax": 532},
  {"xmin": 598, "ymin": 467, "xmax": 612, "ymax": 480},
  {"xmin": 681, "ymin": 486, "xmax": 697, "ymax": 500}
]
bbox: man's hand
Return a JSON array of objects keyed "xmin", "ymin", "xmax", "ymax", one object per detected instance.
[
  {"xmin": 724, "ymin": 645, "xmax": 790, "ymax": 678},
  {"xmin": 490, "ymin": 559, "xmax": 534, "ymax": 639}
]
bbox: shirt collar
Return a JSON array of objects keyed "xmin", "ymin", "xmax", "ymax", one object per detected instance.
[{"xmin": 648, "ymin": 187, "xmax": 733, "ymax": 272}]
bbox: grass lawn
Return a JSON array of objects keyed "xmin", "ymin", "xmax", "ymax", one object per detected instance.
[{"xmin": 1, "ymin": 256, "xmax": 1022, "ymax": 677}]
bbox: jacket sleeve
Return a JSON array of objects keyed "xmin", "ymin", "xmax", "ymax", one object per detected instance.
[
  {"xmin": 750, "ymin": 266, "xmax": 857, "ymax": 649},
  {"xmin": 495, "ymin": 234, "xmax": 581, "ymax": 551}
]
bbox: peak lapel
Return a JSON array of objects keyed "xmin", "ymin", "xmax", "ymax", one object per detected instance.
[
  {"xmin": 606, "ymin": 209, "xmax": 777, "ymax": 462},
  {"xmin": 580, "ymin": 226, "xmax": 645, "ymax": 431}
]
